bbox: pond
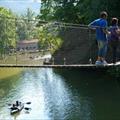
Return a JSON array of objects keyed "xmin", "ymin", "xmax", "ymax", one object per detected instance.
[{"xmin": 0, "ymin": 68, "xmax": 120, "ymax": 120}]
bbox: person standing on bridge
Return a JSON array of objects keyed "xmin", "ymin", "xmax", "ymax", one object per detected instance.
[
  {"xmin": 88, "ymin": 11, "xmax": 110, "ymax": 65},
  {"xmin": 108, "ymin": 18, "xmax": 120, "ymax": 64}
]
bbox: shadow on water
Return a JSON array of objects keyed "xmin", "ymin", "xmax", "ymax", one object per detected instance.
[
  {"xmin": 54, "ymin": 68, "xmax": 120, "ymax": 120},
  {"xmin": 0, "ymin": 68, "xmax": 120, "ymax": 120}
]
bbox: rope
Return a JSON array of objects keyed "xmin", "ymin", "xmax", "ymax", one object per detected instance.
[{"xmin": 1, "ymin": 13, "xmax": 118, "ymax": 29}]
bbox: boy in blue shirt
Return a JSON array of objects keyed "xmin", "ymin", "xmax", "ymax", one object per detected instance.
[{"xmin": 89, "ymin": 11, "xmax": 110, "ymax": 65}]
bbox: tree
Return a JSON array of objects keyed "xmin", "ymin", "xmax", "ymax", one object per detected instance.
[
  {"xmin": 16, "ymin": 8, "xmax": 37, "ymax": 41},
  {"xmin": 37, "ymin": 23, "xmax": 63, "ymax": 52},
  {"xmin": 0, "ymin": 7, "xmax": 16, "ymax": 58},
  {"xmin": 38, "ymin": 0, "xmax": 55, "ymax": 21},
  {"xmin": 39, "ymin": 0, "xmax": 120, "ymax": 24}
]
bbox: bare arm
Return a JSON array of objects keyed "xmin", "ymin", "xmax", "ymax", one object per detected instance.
[
  {"xmin": 116, "ymin": 29, "xmax": 120, "ymax": 35},
  {"xmin": 103, "ymin": 28, "xmax": 110, "ymax": 35}
]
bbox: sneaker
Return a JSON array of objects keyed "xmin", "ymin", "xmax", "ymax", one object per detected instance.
[{"xmin": 95, "ymin": 60, "xmax": 103, "ymax": 65}]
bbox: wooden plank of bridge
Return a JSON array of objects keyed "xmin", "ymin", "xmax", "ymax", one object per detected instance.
[{"xmin": 0, "ymin": 62, "xmax": 120, "ymax": 70}]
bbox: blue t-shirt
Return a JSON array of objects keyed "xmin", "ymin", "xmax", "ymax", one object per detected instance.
[{"xmin": 89, "ymin": 18, "xmax": 108, "ymax": 41}]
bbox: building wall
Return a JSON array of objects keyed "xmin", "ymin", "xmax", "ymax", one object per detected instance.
[{"xmin": 17, "ymin": 40, "xmax": 39, "ymax": 51}]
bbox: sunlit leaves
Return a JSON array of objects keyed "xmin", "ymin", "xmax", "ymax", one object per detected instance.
[
  {"xmin": 37, "ymin": 23, "xmax": 63, "ymax": 52},
  {"xmin": 0, "ymin": 7, "xmax": 16, "ymax": 58}
]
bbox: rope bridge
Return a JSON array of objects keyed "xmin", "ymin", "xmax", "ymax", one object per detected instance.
[{"xmin": 0, "ymin": 15, "xmax": 120, "ymax": 68}]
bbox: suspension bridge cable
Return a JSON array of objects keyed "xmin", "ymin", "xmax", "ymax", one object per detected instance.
[{"xmin": 0, "ymin": 13, "xmax": 113, "ymax": 29}]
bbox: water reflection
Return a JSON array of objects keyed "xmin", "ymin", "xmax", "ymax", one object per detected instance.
[
  {"xmin": 1, "ymin": 68, "xmax": 119, "ymax": 120},
  {"xmin": 56, "ymin": 69, "xmax": 120, "ymax": 120},
  {"xmin": 0, "ymin": 68, "xmax": 93, "ymax": 120}
]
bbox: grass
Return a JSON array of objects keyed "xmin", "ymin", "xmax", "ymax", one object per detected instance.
[
  {"xmin": 0, "ymin": 68, "xmax": 22, "ymax": 80},
  {"xmin": 0, "ymin": 51, "xmax": 47, "ymax": 66}
]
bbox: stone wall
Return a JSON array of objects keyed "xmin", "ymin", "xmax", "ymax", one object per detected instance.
[
  {"xmin": 53, "ymin": 27, "xmax": 120, "ymax": 65},
  {"xmin": 53, "ymin": 27, "xmax": 97, "ymax": 64}
]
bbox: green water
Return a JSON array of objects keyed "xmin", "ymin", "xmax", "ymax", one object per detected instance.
[{"xmin": 0, "ymin": 68, "xmax": 120, "ymax": 120}]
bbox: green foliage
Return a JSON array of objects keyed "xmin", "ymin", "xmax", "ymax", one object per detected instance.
[
  {"xmin": 39, "ymin": 0, "xmax": 120, "ymax": 24},
  {"xmin": 0, "ymin": 7, "xmax": 16, "ymax": 58},
  {"xmin": 38, "ymin": 0, "xmax": 55, "ymax": 21},
  {"xmin": 37, "ymin": 23, "xmax": 63, "ymax": 52},
  {"xmin": 16, "ymin": 8, "xmax": 37, "ymax": 40},
  {"xmin": 16, "ymin": 19, "xmax": 28, "ymax": 40}
]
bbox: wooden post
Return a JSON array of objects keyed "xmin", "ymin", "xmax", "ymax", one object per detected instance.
[
  {"xmin": 64, "ymin": 57, "xmax": 66, "ymax": 65},
  {"xmin": 52, "ymin": 57, "xmax": 54, "ymax": 65},
  {"xmin": 15, "ymin": 18, "xmax": 17, "ymax": 66}
]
